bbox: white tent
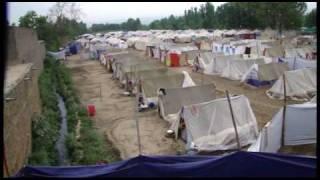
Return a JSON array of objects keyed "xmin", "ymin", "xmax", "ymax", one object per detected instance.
[
  {"xmin": 279, "ymin": 57, "xmax": 317, "ymax": 70},
  {"xmin": 179, "ymin": 95, "xmax": 259, "ymax": 152},
  {"xmin": 47, "ymin": 50, "xmax": 66, "ymax": 60},
  {"xmin": 248, "ymin": 102, "xmax": 316, "ymax": 153},
  {"xmin": 158, "ymin": 84, "xmax": 216, "ymax": 132},
  {"xmin": 141, "ymin": 71, "xmax": 195, "ymax": 105},
  {"xmin": 266, "ymin": 68, "xmax": 317, "ymax": 101},
  {"xmin": 241, "ymin": 63, "xmax": 289, "ymax": 87},
  {"xmin": 196, "ymin": 54, "xmax": 242, "ymax": 75},
  {"xmin": 221, "ymin": 58, "xmax": 266, "ymax": 80}
]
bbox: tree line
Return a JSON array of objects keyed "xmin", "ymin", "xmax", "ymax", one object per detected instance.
[
  {"xmin": 90, "ymin": 2, "xmax": 316, "ymax": 32},
  {"xmin": 91, "ymin": 18, "xmax": 149, "ymax": 32},
  {"xmin": 17, "ymin": 3, "xmax": 87, "ymax": 51},
  {"xmin": 149, "ymin": 2, "xmax": 311, "ymax": 32}
]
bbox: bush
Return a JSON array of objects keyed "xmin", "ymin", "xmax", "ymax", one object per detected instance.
[
  {"xmin": 30, "ymin": 55, "xmax": 121, "ymax": 166},
  {"xmin": 55, "ymin": 61, "xmax": 121, "ymax": 165}
]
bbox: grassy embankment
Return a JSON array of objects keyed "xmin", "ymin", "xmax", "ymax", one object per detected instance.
[{"xmin": 29, "ymin": 56, "xmax": 120, "ymax": 165}]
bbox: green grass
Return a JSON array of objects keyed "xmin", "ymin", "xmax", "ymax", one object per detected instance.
[
  {"xmin": 29, "ymin": 56, "xmax": 120, "ymax": 166},
  {"xmin": 28, "ymin": 57, "xmax": 60, "ymax": 165},
  {"xmin": 54, "ymin": 59, "xmax": 121, "ymax": 165}
]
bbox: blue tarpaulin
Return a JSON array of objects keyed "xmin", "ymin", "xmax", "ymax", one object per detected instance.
[
  {"xmin": 69, "ymin": 42, "xmax": 81, "ymax": 55},
  {"xmin": 247, "ymin": 79, "xmax": 274, "ymax": 87},
  {"xmin": 15, "ymin": 151, "xmax": 316, "ymax": 177}
]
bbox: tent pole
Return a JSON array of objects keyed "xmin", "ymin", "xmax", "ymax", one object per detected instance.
[
  {"xmin": 134, "ymin": 65, "xmax": 142, "ymax": 155},
  {"xmin": 3, "ymin": 146, "xmax": 10, "ymax": 177},
  {"xmin": 225, "ymin": 90, "xmax": 241, "ymax": 151},
  {"xmin": 281, "ymin": 74, "xmax": 287, "ymax": 146},
  {"xmin": 100, "ymin": 83, "xmax": 102, "ymax": 101}
]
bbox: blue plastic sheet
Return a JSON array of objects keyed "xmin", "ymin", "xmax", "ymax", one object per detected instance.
[{"xmin": 15, "ymin": 151, "xmax": 316, "ymax": 177}]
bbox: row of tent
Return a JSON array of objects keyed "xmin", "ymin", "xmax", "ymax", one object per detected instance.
[
  {"xmin": 22, "ymin": 37, "xmax": 317, "ymax": 177},
  {"xmin": 194, "ymin": 50, "xmax": 316, "ymax": 101},
  {"xmin": 100, "ymin": 48, "xmax": 316, "ymax": 155}
]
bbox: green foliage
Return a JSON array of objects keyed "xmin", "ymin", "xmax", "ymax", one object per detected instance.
[
  {"xmin": 19, "ymin": 10, "xmax": 87, "ymax": 51},
  {"xmin": 149, "ymin": 2, "xmax": 307, "ymax": 31},
  {"xmin": 55, "ymin": 61, "xmax": 121, "ymax": 165},
  {"xmin": 304, "ymin": 8, "xmax": 317, "ymax": 27},
  {"xmin": 30, "ymin": 56, "xmax": 120, "ymax": 166},
  {"xmin": 91, "ymin": 18, "xmax": 143, "ymax": 32},
  {"xmin": 29, "ymin": 57, "xmax": 60, "ymax": 165}
]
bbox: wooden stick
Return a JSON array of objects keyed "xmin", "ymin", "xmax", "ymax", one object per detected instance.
[
  {"xmin": 100, "ymin": 83, "xmax": 102, "ymax": 101},
  {"xmin": 226, "ymin": 90, "xmax": 241, "ymax": 150},
  {"xmin": 281, "ymin": 74, "xmax": 287, "ymax": 146},
  {"xmin": 134, "ymin": 67, "xmax": 142, "ymax": 155},
  {"xmin": 3, "ymin": 146, "xmax": 10, "ymax": 177}
]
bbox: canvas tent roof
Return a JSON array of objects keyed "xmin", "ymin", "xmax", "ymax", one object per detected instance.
[
  {"xmin": 256, "ymin": 63, "xmax": 289, "ymax": 81},
  {"xmin": 279, "ymin": 57, "xmax": 317, "ymax": 70},
  {"xmin": 266, "ymin": 67, "xmax": 317, "ymax": 101},
  {"xmin": 158, "ymin": 83, "xmax": 216, "ymax": 123},
  {"xmin": 141, "ymin": 73, "xmax": 185, "ymax": 98},
  {"xmin": 241, "ymin": 62, "xmax": 289, "ymax": 84},
  {"xmin": 248, "ymin": 102, "xmax": 316, "ymax": 153},
  {"xmin": 221, "ymin": 58, "xmax": 266, "ymax": 80},
  {"xmin": 201, "ymin": 54, "xmax": 242, "ymax": 75},
  {"xmin": 180, "ymin": 95, "xmax": 258, "ymax": 152},
  {"xmin": 133, "ymin": 68, "xmax": 179, "ymax": 82},
  {"xmin": 264, "ymin": 45, "xmax": 285, "ymax": 58}
]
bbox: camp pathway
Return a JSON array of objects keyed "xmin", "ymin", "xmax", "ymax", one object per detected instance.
[{"xmin": 66, "ymin": 53, "xmax": 185, "ymax": 160}]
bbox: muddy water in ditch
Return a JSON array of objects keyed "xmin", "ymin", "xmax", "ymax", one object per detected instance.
[{"xmin": 55, "ymin": 94, "xmax": 70, "ymax": 165}]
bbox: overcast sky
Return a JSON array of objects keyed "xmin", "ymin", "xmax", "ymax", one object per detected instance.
[{"xmin": 7, "ymin": 2, "xmax": 317, "ymax": 27}]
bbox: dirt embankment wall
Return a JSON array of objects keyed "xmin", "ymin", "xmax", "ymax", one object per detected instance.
[{"xmin": 4, "ymin": 27, "xmax": 46, "ymax": 176}]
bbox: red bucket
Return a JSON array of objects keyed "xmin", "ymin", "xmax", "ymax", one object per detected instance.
[{"xmin": 87, "ymin": 104, "xmax": 96, "ymax": 117}]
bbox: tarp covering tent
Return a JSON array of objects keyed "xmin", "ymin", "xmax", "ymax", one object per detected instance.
[
  {"xmin": 262, "ymin": 45, "xmax": 285, "ymax": 60},
  {"xmin": 284, "ymin": 47, "xmax": 316, "ymax": 60},
  {"xmin": 132, "ymin": 68, "xmax": 179, "ymax": 84},
  {"xmin": 278, "ymin": 57, "xmax": 317, "ymax": 70},
  {"xmin": 112, "ymin": 55, "xmax": 144, "ymax": 80},
  {"xmin": 209, "ymin": 54, "xmax": 243, "ymax": 75},
  {"xmin": 248, "ymin": 102, "xmax": 316, "ymax": 153},
  {"xmin": 140, "ymin": 72, "xmax": 195, "ymax": 105},
  {"xmin": 266, "ymin": 68, "xmax": 317, "ymax": 101},
  {"xmin": 120, "ymin": 63, "xmax": 165, "ymax": 88},
  {"xmin": 179, "ymin": 95, "xmax": 258, "ymax": 152},
  {"xmin": 117, "ymin": 61, "xmax": 160, "ymax": 84},
  {"xmin": 100, "ymin": 50, "xmax": 129, "ymax": 68},
  {"xmin": 241, "ymin": 63, "xmax": 289, "ymax": 87},
  {"xmin": 47, "ymin": 50, "xmax": 66, "ymax": 60},
  {"xmin": 158, "ymin": 84, "xmax": 216, "ymax": 131},
  {"xmin": 69, "ymin": 42, "xmax": 81, "ymax": 54},
  {"xmin": 194, "ymin": 51, "xmax": 214, "ymax": 73},
  {"xmin": 221, "ymin": 58, "xmax": 266, "ymax": 80},
  {"xmin": 174, "ymin": 34, "xmax": 193, "ymax": 43},
  {"xmin": 134, "ymin": 37, "xmax": 152, "ymax": 51},
  {"xmin": 15, "ymin": 151, "xmax": 316, "ymax": 177}
]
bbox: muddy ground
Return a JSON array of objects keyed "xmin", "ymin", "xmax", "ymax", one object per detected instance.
[{"xmin": 66, "ymin": 50, "xmax": 315, "ymax": 159}]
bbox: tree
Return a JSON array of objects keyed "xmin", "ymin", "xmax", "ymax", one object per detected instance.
[
  {"xmin": 19, "ymin": 11, "xmax": 38, "ymax": 29},
  {"xmin": 304, "ymin": 8, "xmax": 316, "ymax": 27}
]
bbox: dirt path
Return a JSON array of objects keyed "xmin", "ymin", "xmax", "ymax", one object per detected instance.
[{"xmin": 66, "ymin": 54, "xmax": 184, "ymax": 160}]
